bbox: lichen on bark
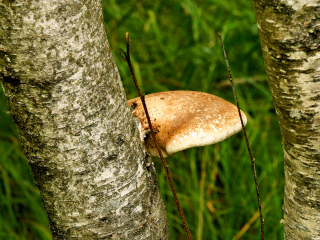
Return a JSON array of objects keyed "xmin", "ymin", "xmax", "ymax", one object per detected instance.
[
  {"xmin": 0, "ymin": 0, "xmax": 170, "ymax": 239},
  {"xmin": 252, "ymin": 1, "xmax": 320, "ymax": 239}
]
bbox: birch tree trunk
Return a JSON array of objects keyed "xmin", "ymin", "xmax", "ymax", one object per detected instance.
[
  {"xmin": 0, "ymin": 0, "xmax": 170, "ymax": 239},
  {"xmin": 252, "ymin": 1, "xmax": 320, "ymax": 239}
]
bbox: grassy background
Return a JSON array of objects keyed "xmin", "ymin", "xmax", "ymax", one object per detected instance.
[{"xmin": 0, "ymin": 0, "xmax": 284, "ymax": 239}]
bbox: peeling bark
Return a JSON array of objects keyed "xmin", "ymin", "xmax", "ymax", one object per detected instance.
[
  {"xmin": 0, "ymin": 0, "xmax": 170, "ymax": 239},
  {"xmin": 252, "ymin": 1, "xmax": 320, "ymax": 239}
]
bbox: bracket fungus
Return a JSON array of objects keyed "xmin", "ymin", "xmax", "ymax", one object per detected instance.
[{"xmin": 128, "ymin": 91, "xmax": 247, "ymax": 157}]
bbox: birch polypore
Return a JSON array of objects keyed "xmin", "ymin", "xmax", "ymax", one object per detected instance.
[{"xmin": 128, "ymin": 91, "xmax": 247, "ymax": 157}]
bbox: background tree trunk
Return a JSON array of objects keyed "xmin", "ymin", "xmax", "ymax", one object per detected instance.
[
  {"xmin": 0, "ymin": 0, "xmax": 170, "ymax": 239},
  {"xmin": 252, "ymin": 1, "xmax": 320, "ymax": 239}
]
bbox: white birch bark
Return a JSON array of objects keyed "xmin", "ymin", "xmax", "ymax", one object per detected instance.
[
  {"xmin": 252, "ymin": 1, "xmax": 320, "ymax": 239},
  {"xmin": 0, "ymin": 0, "xmax": 170, "ymax": 239}
]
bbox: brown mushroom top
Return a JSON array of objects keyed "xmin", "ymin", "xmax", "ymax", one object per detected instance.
[{"xmin": 128, "ymin": 91, "xmax": 247, "ymax": 157}]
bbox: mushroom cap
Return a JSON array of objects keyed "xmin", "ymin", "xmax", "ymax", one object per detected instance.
[{"xmin": 128, "ymin": 91, "xmax": 247, "ymax": 157}]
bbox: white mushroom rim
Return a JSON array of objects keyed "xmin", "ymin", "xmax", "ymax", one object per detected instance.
[{"xmin": 128, "ymin": 90, "xmax": 247, "ymax": 157}]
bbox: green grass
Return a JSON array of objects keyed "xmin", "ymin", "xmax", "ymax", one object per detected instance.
[{"xmin": 0, "ymin": 0, "xmax": 284, "ymax": 239}]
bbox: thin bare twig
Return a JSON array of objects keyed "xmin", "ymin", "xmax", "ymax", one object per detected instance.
[
  {"xmin": 120, "ymin": 32, "xmax": 193, "ymax": 240},
  {"xmin": 217, "ymin": 32, "xmax": 265, "ymax": 240}
]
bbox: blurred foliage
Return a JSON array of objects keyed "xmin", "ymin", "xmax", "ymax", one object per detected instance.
[{"xmin": 0, "ymin": 0, "xmax": 284, "ymax": 239}]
